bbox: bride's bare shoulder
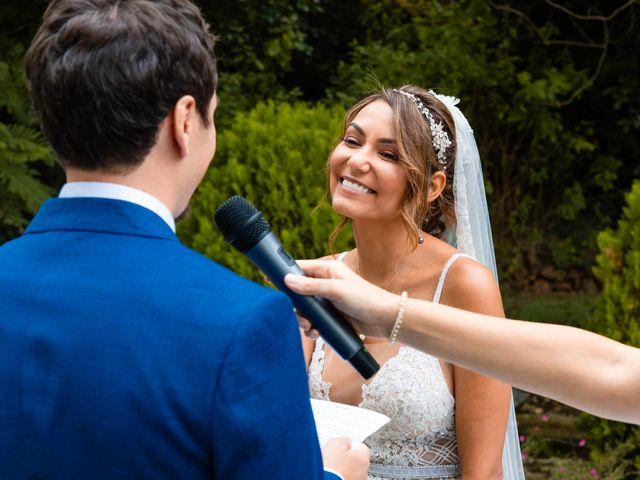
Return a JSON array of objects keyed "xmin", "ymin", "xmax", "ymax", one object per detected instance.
[{"xmin": 439, "ymin": 255, "xmax": 504, "ymax": 315}]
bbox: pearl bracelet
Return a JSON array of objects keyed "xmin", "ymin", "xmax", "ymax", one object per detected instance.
[{"xmin": 389, "ymin": 291, "xmax": 408, "ymax": 344}]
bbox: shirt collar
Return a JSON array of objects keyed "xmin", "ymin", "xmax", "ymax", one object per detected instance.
[{"xmin": 59, "ymin": 181, "xmax": 176, "ymax": 233}]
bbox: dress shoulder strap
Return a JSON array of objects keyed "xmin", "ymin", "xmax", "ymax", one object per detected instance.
[
  {"xmin": 337, "ymin": 251, "xmax": 349, "ymax": 263},
  {"xmin": 432, "ymin": 253, "xmax": 472, "ymax": 304}
]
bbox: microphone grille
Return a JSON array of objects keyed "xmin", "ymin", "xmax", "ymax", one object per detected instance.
[{"xmin": 214, "ymin": 195, "xmax": 271, "ymax": 253}]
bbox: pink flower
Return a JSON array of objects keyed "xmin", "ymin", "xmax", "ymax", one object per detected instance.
[
  {"xmin": 590, "ymin": 468, "xmax": 599, "ymax": 477},
  {"xmin": 519, "ymin": 435, "xmax": 526, "ymax": 443},
  {"xmin": 521, "ymin": 452, "xmax": 528, "ymax": 462},
  {"xmin": 541, "ymin": 414, "xmax": 550, "ymax": 422},
  {"xmin": 533, "ymin": 426, "xmax": 540, "ymax": 432},
  {"xmin": 559, "ymin": 466, "xmax": 567, "ymax": 472},
  {"xmin": 578, "ymin": 439, "xmax": 587, "ymax": 447}
]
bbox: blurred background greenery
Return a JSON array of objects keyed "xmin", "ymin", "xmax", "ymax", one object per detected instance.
[{"xmin": 1, "ymin": 0, "xmax": 639, "ymax": 477}]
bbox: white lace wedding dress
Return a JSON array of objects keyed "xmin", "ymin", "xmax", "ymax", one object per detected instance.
[{"xmin": 308, "ymin": 253, "xmax": 466, "ymax": 479}]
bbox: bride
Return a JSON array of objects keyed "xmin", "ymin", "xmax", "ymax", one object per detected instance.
[{"xmin": 302, "ymin": 85, "xmax": 525, "ymax": 479}]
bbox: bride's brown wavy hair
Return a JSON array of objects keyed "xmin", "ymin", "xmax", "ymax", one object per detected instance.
[{"xmin": 328, "ymin": 85, "xmax": 457, "ymax": 254}]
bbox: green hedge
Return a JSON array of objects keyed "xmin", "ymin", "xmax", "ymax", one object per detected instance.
[
  {"xmin": 0, "ymin": 40, "xmax": 57, "ymax": 242},
  {"xmin": 580, "ymin": 180, "xmax": 640, "ymax": 474},
  {"xmin": 178, "ymin": 100, "xmax": 353, "ymax": 283}
]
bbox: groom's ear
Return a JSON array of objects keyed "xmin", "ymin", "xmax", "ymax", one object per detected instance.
[
  {"xmin": 427, "ymin": 170, "xmax": 447, "ymax": 202},
  {"xmin": 171, "ymin": 95, "xmax": 198, "ymax": 159}
]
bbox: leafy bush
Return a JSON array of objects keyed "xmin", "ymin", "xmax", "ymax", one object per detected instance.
[
  {"xmin": 540, "ymin": 440, "xmax": 635, "ymax": 480},
  {"xmin": 0, "ymin": 40, "xmax": 57, "ymax": 243},
  {"xmin": 178, "ymin": 100, "xmax": 353, "ymax": 282},
  {"xmin": 503, "ymin": 292, "xmax": 595, "ymax": 330},
  {"xmin": 198, "ymin": 0, "xmax": 325, "ymax": 128},
  {"xmin": 519, "ymin": 411, "xmax": 634, "ymax": 480},
  {"xmin": 580, "ymin": 180, "xmax": 640, "ymax": 474}
]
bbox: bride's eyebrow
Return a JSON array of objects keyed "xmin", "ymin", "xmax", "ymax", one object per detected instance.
[
  {"xmin": 348, "ymin": 122, "xmax": 365, "ymax": 136},
  {"xmin": 348, "ymin": 122, "xmax": 395, "ymax": 145}
]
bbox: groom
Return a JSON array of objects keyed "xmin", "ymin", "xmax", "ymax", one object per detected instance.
[{"xmin": 0, "ymin": 0, "xmax": 368, "ymax": 479}]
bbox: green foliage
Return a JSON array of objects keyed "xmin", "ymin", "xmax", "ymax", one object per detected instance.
[
  {"xmin": 327, "ymin": 0, "xmax": 501, "ymax": 103},
  {"xmin": 579, "ymin": 180, "xmax": 640, "ymax": 474},
  {"xmin": 516, "ymin": 397, "xmax": 636, "ymax": 479},
  {"xmin": 591, "ymin": 180, "xmax": 640, "ymax": 347},
  {"xmin": 178, "ymin": 100, "xmax": 352, "ymax": 282},
  {"xmin": 197, "ymin": 0, "xmax": 326, "ymax": 127},
  {"xmin": 0, "ymin": 39, "xmax": 56, "ymax": 243},
  {"xmin": 503, "ymin": 292, "xmax": 595, "ymax": 330},
  {"xmin": 540, "ymin": 441, "xmax": 635, "ymax": 480}
]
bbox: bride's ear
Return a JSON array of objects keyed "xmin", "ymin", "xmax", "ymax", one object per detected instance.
[{"xmin": 427, "ymin": 171, "xmax": 446, "ymax": 202}]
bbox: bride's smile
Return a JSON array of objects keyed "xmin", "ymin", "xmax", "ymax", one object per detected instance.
[{"xmin": 339, "ymin": 176, "xmax": 376, "ymax": 194}]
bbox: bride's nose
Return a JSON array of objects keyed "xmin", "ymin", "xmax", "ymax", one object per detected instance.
[{"xmin": 347, "ymin": 150, "xmax": 372, "ymax": 173}]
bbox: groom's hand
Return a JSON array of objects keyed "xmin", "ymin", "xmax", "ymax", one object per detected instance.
[{"xmin": 321, "ymin": 437, "xmax": 370, "ymax": 480}]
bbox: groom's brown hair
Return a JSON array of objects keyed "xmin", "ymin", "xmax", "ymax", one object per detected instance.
[{"xmin": 25, "ymin": 0, "xmax": 217, "ymax": 172}]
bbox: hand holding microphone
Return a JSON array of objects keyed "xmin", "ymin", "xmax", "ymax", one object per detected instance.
[
  {"xmin": 214, "ymin": 195, "xmax": 380, "ymax": 379},
  {"xmin": 284, "ymin": 259, "xmax": 399, "ymax": 341}
]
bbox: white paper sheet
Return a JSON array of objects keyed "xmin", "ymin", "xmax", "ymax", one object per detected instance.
[{"xmin": 310, "ymin": 398, "xmax": 390, "ymax": 447}]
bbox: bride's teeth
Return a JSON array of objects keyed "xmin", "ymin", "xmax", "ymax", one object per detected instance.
[{"xmin": 342, "ymin": 178, "xmax": 373, "ymax": 193}]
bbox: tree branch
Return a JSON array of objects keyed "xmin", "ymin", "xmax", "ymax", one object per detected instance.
[
  {"xmin": 610, "ymin": 4, "xmax": 637, "ymax": 44},
  {"xmin": 557, "ymin": 20, "xmax": 609, "ymax": 107},
  {"xmin": 543, "ymin": 40, "xmax": 604, "ymax": 48},
  {"xmin": 544, "ymin": 0, "xmax": 639, "ymax": 22},
  {"xmin": 488, "ymin": 2, "xmax": 548, "ymax": 43},
  {"xmin": 490, "ymin": 1, "xmax": 639, "ymax": 106}
]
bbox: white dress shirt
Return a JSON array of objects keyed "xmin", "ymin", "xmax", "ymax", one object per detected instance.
[{"xmin": 59, "ymin": 181, "xmax": 176, "ymax": 233}]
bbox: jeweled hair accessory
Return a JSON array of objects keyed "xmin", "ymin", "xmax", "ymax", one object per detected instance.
[{"xmin": 393, "ymin": 89, "xmax": 452, "ymax": 169}]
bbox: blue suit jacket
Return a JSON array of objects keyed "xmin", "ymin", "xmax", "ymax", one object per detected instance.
[{"xmin": 0, "ymin": 197, "xmax": 339, "ymax": 480}]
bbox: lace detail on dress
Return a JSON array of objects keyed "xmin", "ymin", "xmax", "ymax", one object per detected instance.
[
  {"xmin": 310, "ymin": 339, "xmax": 459, "ymax": 479},
  {"xmin": 309, "ymin": 337, "xmax": 331, "ymax": 401},
  {"xmin": 308, "ymin": 253, "xmax": 464, "ymax": 479},
  {"xmin": 361, "ymin": 347, "xmax": 458, "ymax": 479}
]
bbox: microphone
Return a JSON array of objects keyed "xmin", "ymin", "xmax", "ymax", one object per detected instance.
[{"xmin": 214, "ymin": 195, "xmax": 380, "ymax": 379}]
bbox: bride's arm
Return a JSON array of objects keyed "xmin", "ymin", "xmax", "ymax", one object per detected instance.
[
  {"xmin": 442, "ymin": 259, "xmax": 510, "ymax": 479},
  {"xmin": 284, "ymin": 259, "xmax": 640, "ymax": 425}
]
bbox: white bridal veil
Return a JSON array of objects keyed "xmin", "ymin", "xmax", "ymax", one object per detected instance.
[{"xmin": 434, "ymin": 92, "xmax": 526, "ymax": 479}]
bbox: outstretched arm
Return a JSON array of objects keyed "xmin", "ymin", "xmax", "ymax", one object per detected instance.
[
  {"xmin": 400, "ymin": 296, "xmax": 640, "ymax": 425},
  {"xmin": 284, "ymin": 260, "xmax": 640, "ymax": 425}
]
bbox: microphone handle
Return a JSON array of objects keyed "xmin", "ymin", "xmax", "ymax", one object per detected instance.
[{"xmin": 246, "ymin": 233, "xmax": 379, "ymax": 378}]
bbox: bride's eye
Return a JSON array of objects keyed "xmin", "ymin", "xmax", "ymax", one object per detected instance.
[
  {"xmin": 340, "ymin": 136, "xmax": 360, "ymax": 147},
  {"xmin": 381, "ymin": 151, "xmax": 398, "ymax": 161}
]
